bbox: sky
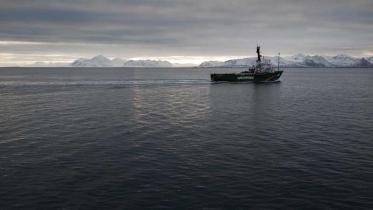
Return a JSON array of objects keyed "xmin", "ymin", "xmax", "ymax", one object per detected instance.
[{"xmin": 0, "ymin": 0, "xmax": 372, "ymax": 66}]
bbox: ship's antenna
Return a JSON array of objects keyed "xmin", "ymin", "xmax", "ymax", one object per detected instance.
[{"xmin": 278, "ymin": 52, "xmax": 280, "ymax": 71}]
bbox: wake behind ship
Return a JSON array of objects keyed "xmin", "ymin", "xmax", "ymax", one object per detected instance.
[{"xmin": 211, "ymin": 46, "xmax": 283, "ymax": 82}]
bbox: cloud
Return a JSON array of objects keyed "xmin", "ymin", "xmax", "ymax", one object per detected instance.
[{"xmin": 0, "ymin": 0, "xmax": 372, "ymax": 65}]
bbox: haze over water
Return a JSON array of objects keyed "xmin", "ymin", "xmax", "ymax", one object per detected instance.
[{"xmin": 1, "ymin": 67, "xmax": 373, "ymax": 209}]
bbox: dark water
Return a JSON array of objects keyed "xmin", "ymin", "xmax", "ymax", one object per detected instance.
[{"xmin": 1, "ymin": 67, "xmax": 372, "ymax": 209}]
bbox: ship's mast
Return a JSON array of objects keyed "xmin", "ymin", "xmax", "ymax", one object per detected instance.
[
  {"xmin": 256, "ymin": 45, "xmax": 261, "ymax": 62},
  {"xmin": 278, "ymin": 53, "xmax": 280, "ymax": 71}
]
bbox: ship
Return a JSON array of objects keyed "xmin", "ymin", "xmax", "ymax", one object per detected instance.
[{"xmin": 211, "ymin": 46, "xmax": 283, "ymax": 83}]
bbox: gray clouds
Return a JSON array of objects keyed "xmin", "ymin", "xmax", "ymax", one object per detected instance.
[{"xmin": 0, "ymin": 0, "xmax": 372, "ymax": 65}]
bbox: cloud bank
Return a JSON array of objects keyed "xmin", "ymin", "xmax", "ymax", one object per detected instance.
[{"xmin": 0, "ymin": 0, "xmax": 372, "ymax": 65}]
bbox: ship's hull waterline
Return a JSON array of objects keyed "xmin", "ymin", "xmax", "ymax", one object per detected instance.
[{"xmin": 211, "ymin": 70, "xmax": 283, "ymax": 83}]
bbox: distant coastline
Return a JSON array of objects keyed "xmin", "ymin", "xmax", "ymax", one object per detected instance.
[
  {"xmin": 1, "ymin": 54, "xmax": 373, "ymax": 68},
  {"xmin": 1, "ymin": 66, "xmax": 372, "ymax": 69}
]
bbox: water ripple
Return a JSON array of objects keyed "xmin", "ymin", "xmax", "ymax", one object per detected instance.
[{"xmin": 0, "ymin": 68, "xmax": 372, "ymax": 209}]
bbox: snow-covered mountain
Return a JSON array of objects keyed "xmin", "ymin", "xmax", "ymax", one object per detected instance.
[
  {"xmin": 224, "ymin": 57, "xmax": 257, "ymax": 67},
  {"xmin": 123, "ymin": 59, "xmax": 172, "ymax": 67},
  {"xmin": 287, "ymin": 53, "xmax": 307, "ymax": 63},
  {"xmin": 71, "ymin": 56, "xmax": 173, "ymax": 67},
  {"xmin": 199, "ymin": 61, "xmax": 225, "ymax": 67},
  {"xmin": 71, "ymin": 55, "xmax": 113, "ymax": 67},
  {"xmin": 325, "ymin": 54, "xmax": 359, "ymax": 67},
  {"xmin": 365, "ymin": 56, "xmax": 373, "ymax": 64},
  {"xmin": 199, "ymin": 54, "xmax": 373, "ymax": 68},
  {"xmin": 111, "ymin": 58, "xmax": 127, "ymax": 67},
  {"xmin": 303, "ymin": 55, "xmax": 332, "ymax": 67},
  {"xmin": 28, "ymin": 54, "xmax": 373, "ymax": 68},
  {"xmin": 353, "ymin": 58, "xmax": 373, "ymax": 67}
]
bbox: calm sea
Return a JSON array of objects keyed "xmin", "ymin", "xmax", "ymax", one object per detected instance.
[{"xmin": 1, "ymin": 67, "xmax": 372, "ymax": 209}]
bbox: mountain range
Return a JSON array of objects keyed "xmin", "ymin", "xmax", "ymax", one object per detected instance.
[
  {"xmin": 71, "ymin": 55, "xmax": 173, "ymax": 67},
  {"xmin": 200, "ymin": 54, "xmax": 373, "ymax": 68},
  {"xmin": 27, "ymin": 54, "xmax": 373, "ymax": 68}
]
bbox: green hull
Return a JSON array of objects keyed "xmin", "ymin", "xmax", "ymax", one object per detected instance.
[{"xmin": 211, "ymin": 71, "xmax": 283, "ymax": 83}]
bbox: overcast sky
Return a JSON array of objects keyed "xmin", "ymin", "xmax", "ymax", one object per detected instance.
[{"xmin": 0, "ymin": 0, "xmax": 372, "ymax": 65}]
